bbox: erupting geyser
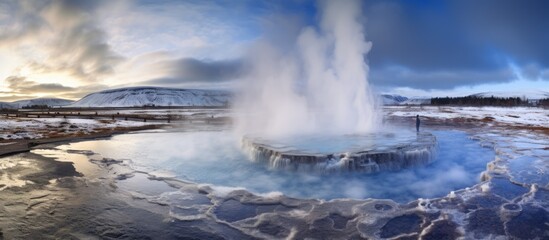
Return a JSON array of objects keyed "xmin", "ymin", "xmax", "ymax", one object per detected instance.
[
  {"xmin": 235, "ymin": 0, "xmax": 436, "ymax": 171},
  {"xmin": 236, "ymin": 0, "xmax": 378, "ymax": 136}
]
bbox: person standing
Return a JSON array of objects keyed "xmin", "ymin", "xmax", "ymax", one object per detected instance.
[{"xmin": 416, "ymin": 115, "xmax": 420, "ymax": 132}]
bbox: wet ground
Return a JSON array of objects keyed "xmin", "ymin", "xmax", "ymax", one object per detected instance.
[{"xmin": 0, "ymin": 113, "xmax": 548, "ymax": 239}]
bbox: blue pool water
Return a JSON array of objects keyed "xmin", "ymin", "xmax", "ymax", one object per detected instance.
[
  {"xmin": 59, "ymin": 129, "xmax": 495, "ymax": 203},
  {"xmin": 247, "ymin": 130, "xmax": 420, "ymax": 154}
]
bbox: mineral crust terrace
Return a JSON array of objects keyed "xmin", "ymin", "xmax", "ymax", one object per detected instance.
[{"xmin": 242, "ymin": 132, "xmax": 437, "ymax": 173}]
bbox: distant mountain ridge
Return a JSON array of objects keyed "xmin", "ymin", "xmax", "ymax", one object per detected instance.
[
  {"xmin": 0, "ymin": 98, "xmax": 74, "ymax": 109},
  {"xmin": 2, "ymin": 89, "xmax": 546, "ymax": 109},
  {"xmin": 67, "ymin": 86, "xmax": 231, "ymax": 108},
  {"xmin": 380, "ymin": 94, "xmax": 430, "ymax": 105},
  {"xmin": 381, "ymin": 94, "xmax": 408, "ymax": 105}
]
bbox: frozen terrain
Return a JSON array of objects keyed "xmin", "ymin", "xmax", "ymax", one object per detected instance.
[
  {"xmin": 68, "ymin": 87, "xmax": 231, "ymax": 107},
  {"xmin": 0, "ymin": 117, "xmax": 155, "ymax": 140},
  {"xmin": 386, "ymin": 105, "xmax": 548, "ymax": 127},
  {"xmin": 0, "ymin": 106, "xmax": 547, "ymax": 239}
]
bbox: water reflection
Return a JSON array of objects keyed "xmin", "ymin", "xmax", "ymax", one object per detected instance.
[{"xmin": 52, "ymin": 129, "xmax": 494, "ymax": 202}]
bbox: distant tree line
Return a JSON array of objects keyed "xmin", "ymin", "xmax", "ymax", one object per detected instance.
[
  {"xmin": 22, "ymin": 104, "xmax": 50, "ymax": 109},
  {"xmin": 538, "ymin": 98, "xmax": 549, "ymax": 107},
  {"xmin": 431, "ymin": 96, "xmax": 527, "ymax": 106}
]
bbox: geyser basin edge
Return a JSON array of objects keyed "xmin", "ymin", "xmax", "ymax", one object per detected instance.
[{"xmin": 242, "ymin": 131, "xmax": 437, "ymax": 173}]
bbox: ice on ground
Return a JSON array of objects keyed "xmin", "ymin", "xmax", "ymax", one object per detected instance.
[
  {"xmin": 4, "ymin": 106, "xmax": 546, "ymax": 239},
  {"xmin": 0, "ymin": 116, "xmax": 155, "ymax": 140},
  {"xmin": 386, "ymin": 106, "xmax": 548, "ymax": 127}
]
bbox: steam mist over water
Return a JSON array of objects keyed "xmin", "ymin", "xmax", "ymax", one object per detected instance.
[{"xmin": 235, "ymin": 0, "xmax": 379, "ymax": 137}]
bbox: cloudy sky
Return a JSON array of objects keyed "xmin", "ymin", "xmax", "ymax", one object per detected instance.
[{"xmin": 0, "ymin": 0, "xmax": 548, "ymax": 101}]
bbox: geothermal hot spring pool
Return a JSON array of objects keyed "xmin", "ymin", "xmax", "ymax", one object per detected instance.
[{"xmin": 45, "ymin": 126, "xmax": 495, "ymax": 203}]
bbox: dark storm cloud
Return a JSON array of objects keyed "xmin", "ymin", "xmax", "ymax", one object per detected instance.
[
  {"xmin": 24, "ymin": 83, "xmax": 75, "ymax": 92},
  {"xmin": 2, "ymin": 0, "xmax": 546, "ymax": 93},
  {"xmin": 364, "ymin": 1, "xmax": 501, "ymax": 71},
  {"xmin": 3, "ymin": 75, "xmax": 111, "ymax": 101},
  {"xmin": 453, "ymin": 0, "xmax": 549, "ymax": 66},
  {"xmin": 141, "ymin": 0, "xmax": 549, "ymax": 90},
  {"xmin": 145, "ymin": 58, "xmax": 244, "ymax": 85},
  {"xmin": 370, "ymin": 68, "xmax": 515, "ymax": 89},
  {"xmin": 361, "ymin": 0, "xmax": 549, "ymax": 89},
  {"xmin": 5, "ymin": 76, "xmax": 75, "ymax": 93}
]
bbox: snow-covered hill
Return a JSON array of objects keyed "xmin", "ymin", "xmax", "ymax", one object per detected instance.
[
  {"xmin": 0, "ymin": 98, "xmax": 74, "ymax": 109},
  {"xmin": 381, "ymin": 94, "xmax": 408, "ymax": 105},
  {"xmin": 68, "ymin": 87, "xmax": 231, "ymax": 108},
  {"xmin": 0, "ymin": 102, "xmax": 13, "ymax": 109},
  {"xmin": 380, "ymin": 94, "xmax": 431, "ymax": 105},
  {"xmin": 400, "ymin": 98, "xmax": 431, "ymax": 105}
]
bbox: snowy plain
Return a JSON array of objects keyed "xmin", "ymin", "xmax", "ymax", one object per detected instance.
[
  {"xmin": 385, "ymin": 106, "xmax": 548, "ymax": 127},
  {"xmin": 0, "ymin": 117, "xmax": 154, "ymax": 140}
]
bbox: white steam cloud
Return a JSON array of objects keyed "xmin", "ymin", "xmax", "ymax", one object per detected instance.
[{"xmin": 235, "ymin": 0, "xmax": 379, "ymax": 137}]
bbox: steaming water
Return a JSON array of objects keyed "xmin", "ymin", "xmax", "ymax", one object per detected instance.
[
  {"xmin": 247, "ymin": 130, "xmax": 421, "ymax": 154},
  {"xmin": 58, "ymin": 128, "xmax": 494, "ymax": 203}
]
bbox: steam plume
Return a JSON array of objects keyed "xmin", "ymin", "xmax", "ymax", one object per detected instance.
[{"xmin": 236, "ymin": 0, "xmax": 379, "ymax": 137}]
